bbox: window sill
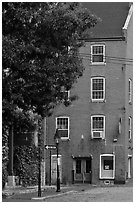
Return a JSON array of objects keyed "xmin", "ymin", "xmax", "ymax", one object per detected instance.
[
  {"xmin": 90, "ymin": 137, "xmax": 105, "ymax": 140},
  {"xmin": 99, "ymin": 177, "xmax": 115, "ymax": 180},
  {"xmin": 91, "ymin": 62, "xmax": 106, "ymax": 66},
  {"xmin": 91, "ymin": 99, "xmax": 106, "ymax": 103},
  {"xmin": 61, "ymin": 138, "xmax": 70, "ymax": 141}
]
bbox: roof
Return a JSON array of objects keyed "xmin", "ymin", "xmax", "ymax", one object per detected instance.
[{"xmin": 82, "ymin": 2, "xmax": 130, "ymax": 39}]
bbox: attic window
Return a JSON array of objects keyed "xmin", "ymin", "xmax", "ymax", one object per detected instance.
[{"xmin": 91, "ymin": 45, "xmax": 105, "ymax": 64}]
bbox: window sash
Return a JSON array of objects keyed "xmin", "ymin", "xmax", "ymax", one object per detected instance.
[
  {"xmin": 129, "ymin": 79, "xmax": 132, "ymax": 103},
  {"xmin": 91, "ymin": 115, "xmax": 105, "ymax": 139},
  {"xmin": 91, "ymin": 77, "xmax": 105, "ymax": 101},
  {"xmin": 91, "ymin": 45, "xmax": 105, "ymax": 64},
  {"xmin": 129, "ymin": 117, "xmax": 132, "ymax": 140},
  {"xmin": 100, "ymin": 154, "xmax": 115, "ymax": 179},
  {"xmin": 56, "ymin": 117, "xmax": 69, "ymax": 139}
]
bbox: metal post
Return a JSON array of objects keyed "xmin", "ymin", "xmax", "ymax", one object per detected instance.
[
  {"xmin": 8, "ymin": 124, "xmax": 14, "ymax": 176},
  {"xmin": 38, "ymin": 145, "xmax": 41, "ymax": 197},
  {"xmin": 49, "ymin": 150, "xmax": 51, "ymax": 186},
  {"xmin": 56, "ymin": 143, "xmax": 60, "ymax": 192},
  {"xmin": 38, "ymin": 118, "xmax": 42, "ymax": 197}
]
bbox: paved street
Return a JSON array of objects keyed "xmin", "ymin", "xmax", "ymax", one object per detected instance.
[
  {"xmin": 43, "ymin": 186, "xmax": 133, "ymax": 202},
  {"xmin": 3, "ymin": 182, "xmax": 133, "ymax": 202}
]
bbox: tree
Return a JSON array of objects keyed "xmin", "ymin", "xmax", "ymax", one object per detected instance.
[
  {"xmin": 3, "ymin": 2, "xmax": 98, "ymax": 119},
  {"xmin": 2, "ymin": 2, "xmax": 98, "ymax": 185}
]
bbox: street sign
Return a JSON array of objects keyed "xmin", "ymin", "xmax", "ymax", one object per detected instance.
[{"xmin": 45, "ymin": 145, "xmax": 56, "ymax": 150}]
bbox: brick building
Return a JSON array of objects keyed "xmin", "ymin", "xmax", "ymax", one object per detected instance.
[{"xmin": 44, "ymin": 2, "xmax": 133, "ymax": 185}]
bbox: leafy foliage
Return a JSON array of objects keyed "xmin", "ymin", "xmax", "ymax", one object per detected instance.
[
  {"xmin": 14, "ymin": 145, "xmax": 39, "ymax": 186},
  {"xmin": 2, "ymin": 2, "xmax": 98, "ymax": 119},
  {"xmin": 2, "ymin": 2, "xmax": 98, "ymax": 184},
  {"xmin": 2, "ymin": 125, "xmax": 9, "ymax": 188}
]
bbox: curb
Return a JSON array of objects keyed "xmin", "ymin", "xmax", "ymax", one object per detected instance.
[
  {"xmin": 2, "ymin": 185, "xmax": 56, "ymax": 195},
  {"xmin": 31, "ymin": 190, "xmax": 77, "ymax": 200}
]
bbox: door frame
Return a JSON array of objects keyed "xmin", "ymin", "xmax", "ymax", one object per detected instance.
[{"xmin": 51, "ymin": 154, "xmax": 62, "ymax": 184}]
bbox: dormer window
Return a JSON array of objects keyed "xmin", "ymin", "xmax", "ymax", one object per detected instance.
[{"xmin": 91, "ymin": 44, "xmax": 105, "ymax": 64}]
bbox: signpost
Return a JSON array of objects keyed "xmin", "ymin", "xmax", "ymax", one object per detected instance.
[
  {"xmin": 45, "ymin": 145, "xmax": 56, "ymax": 150},
  {"xmin": 45, "ymin": 145, "xmax": 56, "ymax": 185}
]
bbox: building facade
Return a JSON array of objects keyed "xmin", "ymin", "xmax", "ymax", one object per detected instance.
[{"xmin": 44, "ymin": 2, "xmax": 133, "ymax": 185}]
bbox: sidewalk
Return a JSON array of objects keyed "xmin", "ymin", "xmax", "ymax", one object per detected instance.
[
  {"xmin": 2, "ymin": 184, "xmax": 73, "ymax": 200},
  {"xmin": 2, "ymin": 179, "xmax": 133, "ymax": 201}
]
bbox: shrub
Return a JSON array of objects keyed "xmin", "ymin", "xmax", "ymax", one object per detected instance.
[
  {"xmin": 14, "ymin": 145, "xmax": 39, "ymax": 186},
  {"xmin": 2, "ymin": 125, "xmax": 9, "ymax": 189}
]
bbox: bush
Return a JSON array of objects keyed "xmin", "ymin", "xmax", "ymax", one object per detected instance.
[
  {"xmin": 14, "ymin": 145, "xmax": 39, "ymax": 186},
  {"xmin": 2, "ymin": 125, "xmax": 9, "ymax": 189}
]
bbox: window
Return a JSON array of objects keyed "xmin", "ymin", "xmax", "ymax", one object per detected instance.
[
  {"xmin": 100, "ymin": 154, "xmax": 115, "ymax": 179},
  {"xmin": 91, "ymin": 115, "xmax": 105, "ymax": 139},
  {"xmin": 63, "ymin": 90, "xmax": 70, "ymax": 101},
  {"xmin": 91, "ymin": 77, "xmax": 105, "ymax": 101},
  {"xmin": 104, "ymin": 160, "xmax": 113, "ymax": 170},
  {"xmin": 76, "ymin": 159, "xmax": 81, "ymax": 174},
  {"xmin": 61, "ymin": 86, "xmax": 70, "ymax": 101},
  {"xmin": 129, "ymin": 117, "xmax": 132, "ymax": 141},
  {"xmin": 129, "ymin": 79, "xmax": 132, "ymax": 103},
  {"xmin": 91, "ymin": 45, "xmax": 105, "ymax": 64},
  {"xmin": 56, "ymin": 117, "xmax": 69, "ymax": 139}
]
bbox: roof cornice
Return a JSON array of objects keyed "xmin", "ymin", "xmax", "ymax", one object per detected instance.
[
  {"xmin": 122, "ymin": 3, "xmax": 133, "ymax": 40},
  {"xmin": 80, "ymin": 36, "xmax": 125, "ymax": 42},
  {"xmin": 123, "ymin": 3, "xmax": 133, "ymax": 30}
]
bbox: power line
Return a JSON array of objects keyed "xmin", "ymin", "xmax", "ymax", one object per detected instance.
[
  {"xmin": 70, "ymin": 53, "xmax": 133, "ymax": 66},
  {"xmin": 79, "ymin": 56, "xmax": 132, "ymax": 66},
  {"xmin": 78, "ymin": 52, "xmax": 133, "ymax": 63},
  {"xmin": 80, "ymin": 53, "xmax": 133, "ymax": 62}
]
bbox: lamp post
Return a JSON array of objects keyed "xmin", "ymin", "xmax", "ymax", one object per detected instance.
[{"xmin": 54, "ymin": 129, "xmax": 61, "ymax": 192}]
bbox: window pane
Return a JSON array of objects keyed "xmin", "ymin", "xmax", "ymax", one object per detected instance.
[
  {"xmin": 57, "ymin": 118, "xmax": 68, "ymax": 129},
  {"xmin": 58, "ymin": 130, "xmax": 68, "ymax": 138},
  {"xmin": 93, "ymin": 46, "xmax": 103, "ymax": 54},
  {"xmin": 92, "ymin": 78, "xmax": 104, "ymax": 100},
  {"xmin": 93, "ymin": 55, "xmax": 103, "ymax": 62},
  {"xmin": 92, "ymin": 117, "xmax": 104, "ymax": 130},
  {"xmin": 129, "ymin": 80, "xmax": 131, "ymax": 92},
  {"xmin": 104, "ymin": 159, "xmax": 113, "ymax": 170},
  {"xmin": 92, "ymin": 45, "xmax": 105, "ymax": 63}
]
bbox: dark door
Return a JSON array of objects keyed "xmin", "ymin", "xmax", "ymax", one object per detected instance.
[{"xmin": 86, "ymin": 158, "xmax": 92, "ymax": 184}]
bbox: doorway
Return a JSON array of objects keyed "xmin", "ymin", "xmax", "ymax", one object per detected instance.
[
  {"xmin": 51, "ymin": 155, "xmax": 62, "ymax": 184},
  {"xmin": 74, "ymin": 157, "xmax": 92, "ymax": 183}
]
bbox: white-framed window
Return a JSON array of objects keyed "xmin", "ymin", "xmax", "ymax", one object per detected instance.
[
  {"xmin": 91, "ymin": 115, "xmax": 105, "ymax": 139},
  {"xmin": 56, "ymin": 116, "xmax": 69, "ymax": 139},
  {"xmin": 91, "ymin": 77, "xmax": 105, "ymax": 101},
  {"xmin": 128, "ymin": 155, "xmax": 132, "ymax": 179},
  {"xmin": 91, "ymin": 44, "xmax": 105, "ymax": 64},
  {"xmin": 128, "ymin": 79, "xmax": 132, "ymax": 103},
  {"xmin": 129, "ymin": 116, "xmax": 132, "ymax": 141},
  {"xmin": 100, "ymin": 154, "xmax": 115, "ymax": 179},
  {"xmin": 61, "ymin": 86, "xmax": 70, "ymax": 101},
  {"xmin": 63, "ymin": 90, "xmax": 70, "ymax": 101}
]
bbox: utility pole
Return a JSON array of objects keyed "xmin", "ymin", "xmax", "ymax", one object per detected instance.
[{"xmin": 38, "ymin": 118, "xmax": 42, "ymax": 197}]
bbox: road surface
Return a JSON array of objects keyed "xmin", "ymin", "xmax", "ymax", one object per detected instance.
[{"xmin": 43, "ymin": 186, "xmax": 133, "ymax": 202}]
